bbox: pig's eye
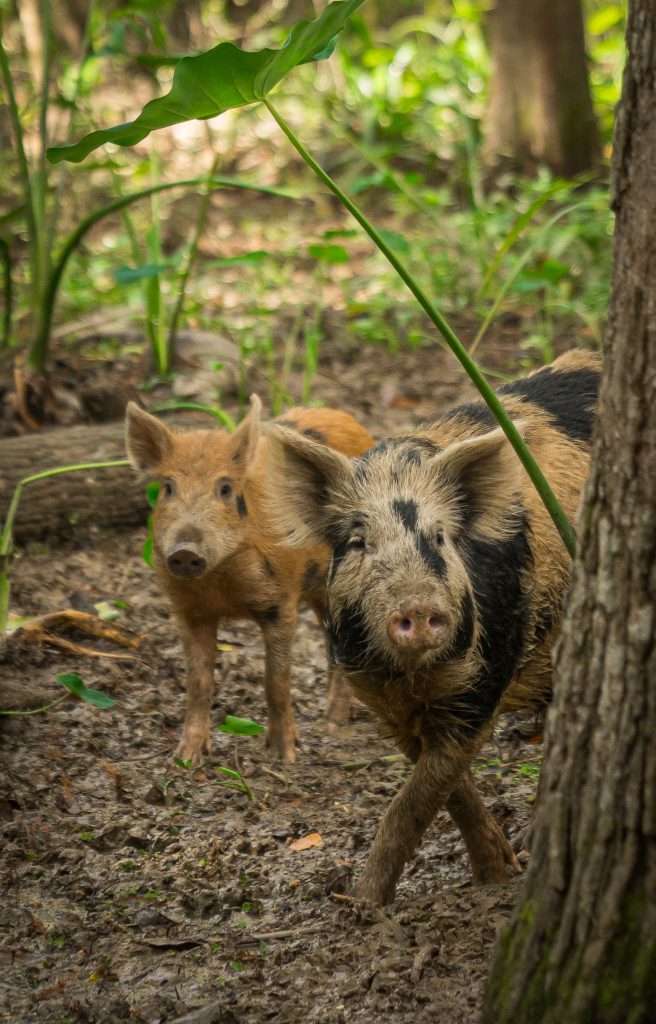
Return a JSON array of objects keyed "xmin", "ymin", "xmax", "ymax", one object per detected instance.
[
  {"xmin": 435, "ymin": 530, "xmax": 445, "ymax": 546},
  {"xmin": 348, "ymin": 536, "xmax": 365, "ymax": 552},
  {"xmin": 217, "ymin": 480, "xmax": 232, "ymax": 499},
  {"xmin": 162, "ymin": 480, "xmax": 174, "ymax": 498}
]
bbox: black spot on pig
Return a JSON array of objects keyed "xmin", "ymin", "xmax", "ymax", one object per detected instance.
[
  {"xmin": 416, "ymin": 533, "xmax": 447, "ymax": 579},
  {"xmin": 440, "ymin": 589, "xmax": 475, "ymax": 661},
  {"xmin": 302, "ymin": 561, "xmax": 321, "ymax": 592},
  {"xmin": 499, "ymin": 366, "xmax": 599, "ymax": 443},
  {"xmin": 327, "ymin": 525, "xmax": 366, "ymax": 583},
  {"xmin": 302, "ymin": 428, "xmax": 327, "ymax": 444},
  {"xmin": 442, "ymin": 402, "xmax": 496, "ymax": 432},
  {"xmin": 355, "ymin": 437, "xmax": 438, "ymax": 480},
  {"xmin": 453, "ymin": 512, "xmax": 533, "ymax": 730},
  {"xmin": 399, "ymin": 439, "xmax": 439, "ymax": 465},
  {"xmin": 251, "ymin": 605, "xmax": 280, "ymax": 624},
  {"xmin": 327, "ymin": 603, "xmax": 372, "ymax": 670},
  {"xmin": 392, "ymin": 499, "xmax": 419, "ymax": 533},
  {"xmin": 236, "ymin": 494, "xmax": 248, "ymax": 518}
]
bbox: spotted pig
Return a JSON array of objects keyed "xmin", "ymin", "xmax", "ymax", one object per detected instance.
[
  {"xmin": 266, "ymin": 349, "xmax": 601, "ymax": 903},
  {"xmin": 125, "ymin": 396, "xmax": 374, "ymax": 766}
]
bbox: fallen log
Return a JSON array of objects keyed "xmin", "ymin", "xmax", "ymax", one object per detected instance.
[{"xmin": 0, "ymin": 413, "xmax": 207, "ymax": 543}]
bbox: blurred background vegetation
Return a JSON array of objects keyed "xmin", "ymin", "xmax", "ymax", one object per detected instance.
[{"xmin": 0, "ymin": 0, "xmax": 626, "ymax": 420}]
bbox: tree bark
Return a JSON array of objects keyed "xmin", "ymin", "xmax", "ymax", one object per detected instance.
[
  {"xmin": 482, "ymin": 0, "xmax": 600, "ymax": 177},
  {"xmin": 483, "ymin": 3, "xmax": 656, "ymax": 1022},
  {"xmin": 0, "ymin": 413, "xmax": 201, "ymax": 542}
]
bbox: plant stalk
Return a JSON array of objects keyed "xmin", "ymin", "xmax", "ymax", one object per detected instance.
[
  {"xmin": 264, "ymin": 98, "xmax": 577, "ymax": 558},
  {"xmin": 168, "ymin": 154, "xmax": 221, "ymax": 355},
  {"xmin": 0, "ymin": 11, "xmax": 43, "ymax": 366},
  {"xmin": 0, "ymin": 239, "xmax": 13, "ymax": 349}
]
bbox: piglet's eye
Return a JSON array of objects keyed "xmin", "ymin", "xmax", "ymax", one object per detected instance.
[
  {"xmin": 435, "ymin": 531, "xmax": 445, "ymax": 546},
  {"xmin": 218, "ymin": 480, "xmax": 232, "ymax": 499},
  {"xmin": 348, "ymin": 536, "xmax": 365, "ymax": 552},
  {"xmin": 163, "ymin": 481, "xmax": 174, "ymax": 498}
]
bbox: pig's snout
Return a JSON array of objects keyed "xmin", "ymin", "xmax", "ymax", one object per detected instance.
[
  {"xmin": 387, "ymin": 600, "xmax": 447, "ymax": 653},
  {"xmin": 166, "ymin": 545, "xmax": 208, "ymax": 578}
]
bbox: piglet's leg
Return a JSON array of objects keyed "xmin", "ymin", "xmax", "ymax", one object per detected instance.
[
  {"xmin": 175, "ymin": 617, "xmax": 218, "ymax": 767},
  {"xmin": 308, "ymin": 598, "xmax": 352, "ymax": 729},
  {"xmin": 259, "ymin": 604, "xmax": 299, "ymax": 763},
  {"xmin": 355, "ymin": 744, "xmax": 475, "ymax": 906},
  {"xmin": 324, "ymin": 665, "xmax": 353, "ymax": 729},
  {"xmin": 446, "ymin": 768, "xmax": 521, "ymax": 883}
]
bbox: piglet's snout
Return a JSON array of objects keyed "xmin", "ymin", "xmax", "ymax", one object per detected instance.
[
  {"xmin": 387, "ymin": 600, "xmax": 448, "ymax": 652},
  {"xmin": 166, "ymin": 545, "xmax": 208, "ymax": 578}
]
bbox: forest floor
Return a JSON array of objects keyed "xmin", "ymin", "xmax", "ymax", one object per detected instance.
[{"xmin": 0, "ymin": 320, "xmax": 551, "ymax": 1024}]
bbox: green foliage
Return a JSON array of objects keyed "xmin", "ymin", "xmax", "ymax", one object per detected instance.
[
  {"xmin": 47, "ymin": 0, "xmax": 366, "ymax": 163},
  {"xmin": 0, "ymin": 671, "xmax": 115, "ymax": 716},
  {"xmin": 45, "ymin": 1, "xmax": 607, "ymax": 556},
  {"xmin": 57, "ymin": 672, "xmax": 116, "ymax": 708},
  {"xmin": 219, "ymin": 716, "xmax": 266, "ymax": 737},
  {"xmin": 216, "ymin": 766, "xmax": 255, "ymax": 802}
]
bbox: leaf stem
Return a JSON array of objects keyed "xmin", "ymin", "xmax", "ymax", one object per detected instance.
[
  {"xmin": 0, "ymin": 695, "xmax": 69, "ymax": 717},
  {"xmin": 264, "ymin": 98, "xmax": 577, "ymax": 558}
]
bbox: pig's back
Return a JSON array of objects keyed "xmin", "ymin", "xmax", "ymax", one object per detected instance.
[{"xmin": 274, "ymin": 407, "xmax": 374, "ymax": 457}]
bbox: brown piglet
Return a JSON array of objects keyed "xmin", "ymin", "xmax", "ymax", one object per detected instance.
[{"xmin": 125, "ymin": 396, "xmax": 374, "ymax": 765}]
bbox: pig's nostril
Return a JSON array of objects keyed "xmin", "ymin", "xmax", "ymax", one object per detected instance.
[
  {"xmin": 399, "ymin": 618, "xmax": 414, "ymax": 634},
  {"xmin": 428, "ymin": 616, "xmax": 443, "ymax": 632},
  {"xmin": 167, "ymin": 547, "xmax": 207, "ymax": 578}
]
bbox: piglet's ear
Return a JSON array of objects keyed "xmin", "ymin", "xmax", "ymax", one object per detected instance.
[
  {"xmin": 231, "ymin": 393, "xmax": 262, "ymax": 471},
  {"xmin": 434, "ymin": 423, "xmax": 527, "ymax": 537},
  {"xmin": 265, "ymin": 425, "xmax": 355, "ymax": 548},
  {"xmin": 125, "ymin": 402, "xmax": 173, "ymax": 471}
]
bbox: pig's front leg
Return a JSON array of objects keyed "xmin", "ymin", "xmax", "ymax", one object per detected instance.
[
  {"xmin": 354, "ymin": 743, "xmax": 474, "ymax": 905},
  {"xmin": 446, "ymin": 768, "xmax": 521, "ymax": 883},
  {"xmin": 175, "ymin": 616, "xmax": 218, "ymax": 767},
  {"xmin": 258, "ymin": 604, "xmax": 299, "ymax": 763}
]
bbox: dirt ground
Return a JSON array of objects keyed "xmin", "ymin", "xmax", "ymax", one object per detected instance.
[{"xmin": 0, "ymin": 334, "xmax": 547, "ymax": 1024}]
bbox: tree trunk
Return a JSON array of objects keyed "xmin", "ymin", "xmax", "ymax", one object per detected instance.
[
  {"xmin": 482, "ymin": 0, "xmax": 600, "ymax": 177},
  {"xmin": 483, "ymin": 3, "xmax": 656, "ymax": 1022},
  {"xmin": 0, "ymin": 414, "xmax": 199, "ymax": 542}
]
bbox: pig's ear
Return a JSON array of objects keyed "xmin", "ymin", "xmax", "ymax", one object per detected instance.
[
  {"xmin": 125, "ymin": 402, "xmax": 173, "ymax": 471},
  {"xmin": 265, "ymin": 424, "xmax": 355, "ymax": 547},
  {"xmin": 231, "ymin": 394, "xmax": 262, "ymax": 470},
  {"xmin": 433, "ymin": 423, "xmax": 527, "ymax": 537}
]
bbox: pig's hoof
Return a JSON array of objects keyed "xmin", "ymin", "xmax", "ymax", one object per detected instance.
[
  {"xmin": 471, "ymin": 843, "xmax": 523, "ymax": 884},
  {"xmin": 266, "ymin": 733, "xmax": 298, "ymax": 764},
  {"xmin": 174, "ymin": 731, "xmax": 211, "ymax": 768},
  {"xmin": 266, "ymin": 720, "xmax": 300, "ymax": 763},
  {"xmin": 353, "ymin": 878, "xmax": 394, "ymax": 907}
]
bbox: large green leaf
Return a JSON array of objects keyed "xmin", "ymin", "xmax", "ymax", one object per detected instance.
[{"xmin": 47, "ymin": 0, "xmax": 365, "ymax": 165}]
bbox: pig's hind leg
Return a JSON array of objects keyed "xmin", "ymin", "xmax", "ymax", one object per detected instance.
[
  {"xmin": 258, "ymin": 604, "xmax": 300, "ymax": 763},
  {"xmin": 176, "ymin": 616, "xmax": 219, "ymax": 767},
  {"xmin": 446, "ymin": 768, "xmax": 521, "ymax": 883},
  {"xmin": 308, "ymin": 596, "xmax": 353, "ymax": 730}
]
